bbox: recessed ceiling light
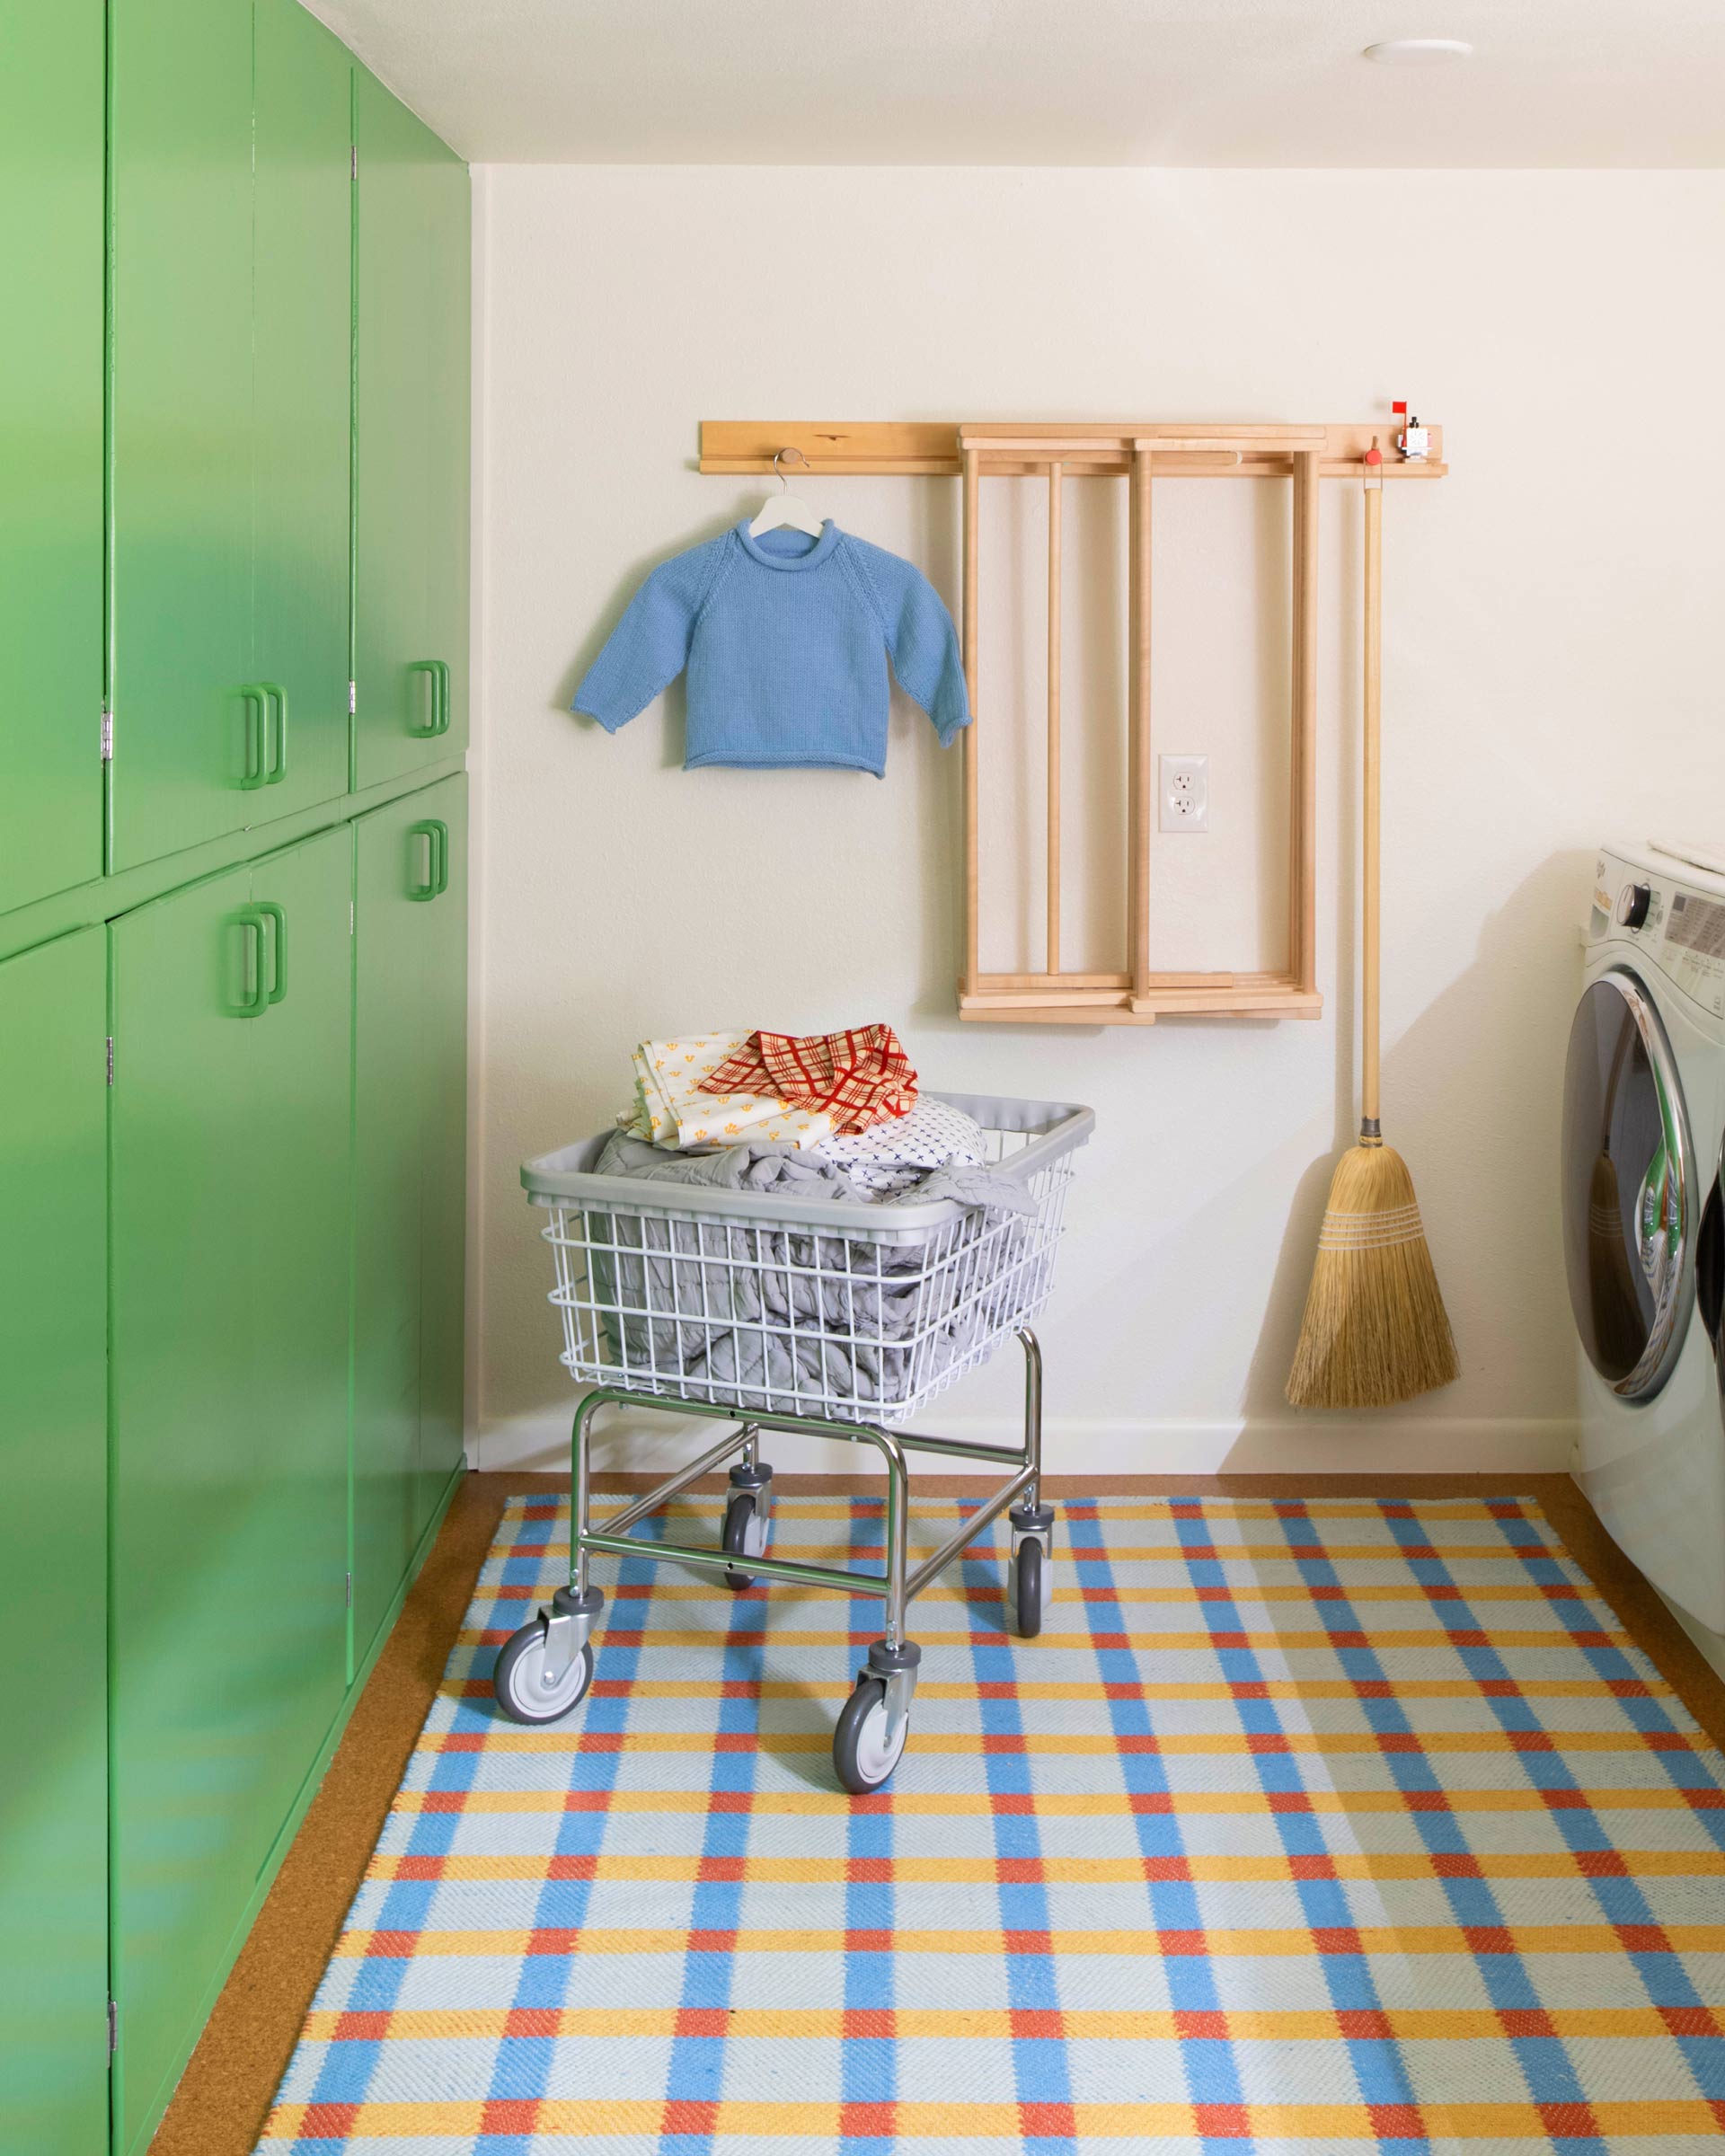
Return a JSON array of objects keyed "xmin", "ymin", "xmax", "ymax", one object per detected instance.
[{"xmin": 1364, "ymin": 37, "xmax": 1473, "ymax": 65}]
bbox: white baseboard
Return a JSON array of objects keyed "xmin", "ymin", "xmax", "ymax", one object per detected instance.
[{"xmin": 471, "ymin": 1409, "xmax": 1577, "ymax": 1479}]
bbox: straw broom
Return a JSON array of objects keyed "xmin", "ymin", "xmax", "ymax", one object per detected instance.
[{"xmin": 1287, "ymin": 469, "xmax": 1458, "ymax": 1409}]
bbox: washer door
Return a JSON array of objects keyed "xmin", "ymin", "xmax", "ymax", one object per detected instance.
[{"xmin": 1562, "ymin": 968, "xmax": 1697, "ymax": 1401}]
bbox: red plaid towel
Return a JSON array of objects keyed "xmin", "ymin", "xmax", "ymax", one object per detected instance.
[{"xmin": 697, "ymin": 1025, "xmax": 917, "ymax": 1135}]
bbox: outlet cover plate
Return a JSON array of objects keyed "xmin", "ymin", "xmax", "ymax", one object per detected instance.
[{"xmin": 1159, "ymin": 754, "xmax": 1209, "ymax": 833}]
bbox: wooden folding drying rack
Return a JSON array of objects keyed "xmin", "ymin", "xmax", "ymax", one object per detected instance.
[{"xmin": 701, "ymin": 420, "xmax": 1447, "ymax": 1025}]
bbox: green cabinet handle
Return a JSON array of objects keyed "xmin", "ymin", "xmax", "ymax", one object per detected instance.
[
  {"xmin": 225, "ymin": 904, "xmax": 285, "ymax": 1012},
  {"xmin": 238, "ymin": 686, "xmax": 270, "ymax": 791},
  {"xmin": 259, "ymin": 683, "xmax": 288, "ymax": 784},
  {"xmin": 227, "ymin": 908, "xmax": 268, "ymax": 1016},
  {"xmin": 255, "ymin": 900, "xmax": 288, "ymax": 1003},
  {"xmin": 406, "ymin": 658, "xmax": 450, "ymax": 738},
  {"xmin": 408, "ymin": 818, "xmax": 447, "ymax": 901}
]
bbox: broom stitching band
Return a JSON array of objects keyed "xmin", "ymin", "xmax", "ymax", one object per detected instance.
[{"xmin": 1317, "ymin": 1201, "xmax": 1428, "ymax": 1251}]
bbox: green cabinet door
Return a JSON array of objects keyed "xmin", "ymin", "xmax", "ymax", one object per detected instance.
[
  {"xmin": 113, "ymin": 0, "xmax": 354, "ymax": 873},
  {"xmin": 0, "ymin": 931, "xmax": 109, "ymax": 2155},
  {"xmin": 251, "ymin": 0, "xmax": 354, "ymax": 822},
  {"xmin": 111, "ymin": 826, "xmax": 351, "ymax": 2153},
  {"xmin": 415, "ymin": 777, "xmax": 469, "ymax": 1533},
  {"xmin": 0, "ymin": 4, "xmax": 104, "ymax": 915},
  {"xmin": 352, "ymin": 776, "xmax": 466, "ymax": 1670},
  {"xmin": 354, "ymin": 71, "xmax": 471, "ymax": 789},
  {"xmin": 111, "ymin": 0, "xmax": 257, "ymax": 870}
]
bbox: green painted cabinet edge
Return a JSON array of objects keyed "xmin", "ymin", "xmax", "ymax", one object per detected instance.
[
  {"xmin": 0, "ymin": 927, "xmax": 109, "ymax": 2155},
  {"xmin": 117, "ymin": 1459, "xmax": 464, "ymax": 2156}
]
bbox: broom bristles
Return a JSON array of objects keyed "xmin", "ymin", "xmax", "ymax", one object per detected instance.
[{"xmin": 1287, "ymin": 1140, "xmax": 1459, "ymax": 1409}]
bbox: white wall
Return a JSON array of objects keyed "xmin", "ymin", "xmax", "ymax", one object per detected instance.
[{"xmin": 470, "ymin": 164, "xmax": 1725, "ymax": 1476}]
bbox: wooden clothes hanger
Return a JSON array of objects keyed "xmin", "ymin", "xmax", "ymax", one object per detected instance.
[{"xmin": 748, "ymin": 446, "xmax": 826, "ymax": 538}]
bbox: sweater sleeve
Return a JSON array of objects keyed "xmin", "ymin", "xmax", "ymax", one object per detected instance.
[
  {"xmin": 572, "ymin": 535, "xmax": 730, "ymax": 732},
  {"xmin": 846, "ymin": 539, "xmax": 972, "ymax": 747}
]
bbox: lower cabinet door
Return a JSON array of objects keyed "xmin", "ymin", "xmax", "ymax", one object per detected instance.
[
  {"xmin": 352, "ymin": 774, "xmax": 467, "ymax": 1669},
  {"xmin": 414, "ymin": 776, "xmax": 469, "ymax": 1536},
  {"xmin": 0, "ymin": 929, "xmax": 110, "ymax": 2155},
  {"xmin": 111, "ymin": 826, "xmax": 351, "ymax": 2153}
]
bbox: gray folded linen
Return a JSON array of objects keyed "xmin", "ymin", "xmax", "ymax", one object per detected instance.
[
  {"xmin": 593, "ymin": 1131, "xmax": 1036, "ymax": 1218},
  {"xmin": 581, "ymin": 1131, "xmax": 1040, "ymax": 1409}
]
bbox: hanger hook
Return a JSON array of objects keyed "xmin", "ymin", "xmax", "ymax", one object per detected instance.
[{"xmin": 773, "ymin": 445, "xmax": 810, "ymax": 493}]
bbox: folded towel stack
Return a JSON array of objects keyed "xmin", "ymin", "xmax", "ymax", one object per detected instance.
[{"xmin": 615, "ymin": 1025, "xmax": 989, "ymax": 1201}]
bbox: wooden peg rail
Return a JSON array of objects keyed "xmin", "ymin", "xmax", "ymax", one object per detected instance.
[{"xmin": 700, "ymin": 419, "xmax": 1448, "ymax": 1024}]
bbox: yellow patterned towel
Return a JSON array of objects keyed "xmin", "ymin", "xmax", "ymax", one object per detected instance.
[{"xmin": 618, "ymin": 1031, "xmax": 836, "ymax": 1151}]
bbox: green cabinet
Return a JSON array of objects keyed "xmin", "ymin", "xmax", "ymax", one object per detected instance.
[
  {"xmin": 0, "ymin": 4, "xmax": 104, "ymax": 915},
  {"xmin": 0, "ymin": 931, "xmax": 110, "ymax": 2156},
  {"xmin": 354, "ymin": 70, "xmax": 471, "ymax": 789},
  {"xmin": 352, "ymin": 775, "xmax": 468, "ymax": 1670},
  {"xmin": 111, "ymin": 825, "xmax": 352, "ymax": 2152},
  {"xmin": 111, "ymin": 0, "xmax": 352, "ymax": 872},
  {"xmin": 5, "ymin": 11, "xmax": 471, "ymax": 2148},
  {"xmin": 252, "ymin": 0, "xmax": 357, "ymax": 812}
]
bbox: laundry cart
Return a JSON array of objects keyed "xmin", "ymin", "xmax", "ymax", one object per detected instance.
[{"xmin": 493, "ymin": 1091, "xmax": 1093, "ymax": 1790}]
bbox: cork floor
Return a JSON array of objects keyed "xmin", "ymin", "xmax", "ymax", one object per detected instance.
[{"xmin": 146, "ymin": 1471, "xmax": 1725, "ymax": 2156}]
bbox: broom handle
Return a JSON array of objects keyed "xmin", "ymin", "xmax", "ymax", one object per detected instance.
[{"xmin": 1361, "ymin": 482, "xmax": 1382, "ymax": 1139}]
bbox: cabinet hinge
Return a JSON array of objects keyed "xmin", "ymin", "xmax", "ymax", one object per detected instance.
[
  {"xmin": 106, "ymin": 1037, "xmax": 114, "ymax": 1087},
  {"xmin": 348, "ymin": 679, "xmax": 357, "ymax": 716},
  {"xmin": 101, "ymin": 709, "xmax": 113, "ymax": 763},
  {"xmin": 345, "ymin": 1569, "xmax": 353, "ymax": 1609},
  {"xmin": 108, "ymin": 1999, "xmax": 118, "ymax": 2059}
]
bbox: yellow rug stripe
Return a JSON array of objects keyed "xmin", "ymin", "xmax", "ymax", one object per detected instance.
[
  {"xmin": 420, "ymin": 1725, "xmax": 1687, "ymax": 1756},
  {"xmin": 440, "ymin": 1669, "xmax": 1672, "ymax": 1701},
  {"xmin": 389, "ymin": 1783, "xmax": 1714, "ymax": 1817},
  {"xmin": 261, "ymin": 2098, "xmax": 1725, "ymax": 2140},
  {"xmin": 365, "ymin": 1849, "xmax": 1725, "ymax": 1886},
  {"xmin": 296, "ymin": 2003, "xmax": 1724, "ymax": 2043},
  {"xmin": 331, "ymin": 1922, "xmax": 1725, "ymax": 1959}
]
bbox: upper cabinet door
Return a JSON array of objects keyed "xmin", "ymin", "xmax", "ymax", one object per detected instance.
[
  {"xmin": 354, "ymin": 70, "xmax": 471, "ymax": 789},
  {"xmin": 111, "ymin": 0, "xmax": 353, "ymax": 873},
  {"xmin": 0, "ymin": 4, "xmax": 104, "ymax": 915},
  {"xmin": 111, "ymin": 0, "xmax": 257, "ymax": 870},
  {"xmin": 251, "ymin": 0, "xmax": 354, "ymax": 817}
]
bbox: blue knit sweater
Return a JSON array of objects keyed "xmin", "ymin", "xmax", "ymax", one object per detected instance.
[{"xmin": 573, "ymin": 519, "xmax": 972, "ymax": 776}]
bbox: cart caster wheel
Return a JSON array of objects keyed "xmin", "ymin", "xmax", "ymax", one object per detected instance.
[
  {"xmin": 722, "ymin": 1490, "xmax": 768, "ymax": 1590},
  {"xmin": 493, "ymin": 1620, "xmax": 595, "ymax": 1725},
  {"xmin": 1014, "ymin": 1536, "xmax": 1044, "ymax": 1639},
  {"xmin": 833, "ymin": 1675, "xmax": 909, "ymax": 1794}
]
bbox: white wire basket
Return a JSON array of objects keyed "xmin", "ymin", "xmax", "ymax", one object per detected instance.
[{"xmin": 521, "ymin": 1091, "xmax": 1093, "ymax": 1426}]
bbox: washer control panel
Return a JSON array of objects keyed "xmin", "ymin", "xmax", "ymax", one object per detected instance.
[
  {"xmin": 1596, "ymin": 845, "xmax": 1725, "ymax": 1018},
  {"xmin": 1663, "ymin": 889, "xmax": 1725, "ymax": 1014}
]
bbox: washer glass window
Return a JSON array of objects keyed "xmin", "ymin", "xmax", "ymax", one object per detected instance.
[{"xmin": 1561, "ymin": 969, "xmax": 1695, "ymax": 1401}]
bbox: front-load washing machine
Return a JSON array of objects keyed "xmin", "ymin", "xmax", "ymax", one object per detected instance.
[{"xmin": 1564, "ymin": 841, "xmax": 1725, "ymax": 1638}]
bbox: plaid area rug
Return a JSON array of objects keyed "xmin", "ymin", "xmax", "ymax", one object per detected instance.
[{"xmin": 261, "ymin": 1494, "xmax": 1725, "ymax": 2152}]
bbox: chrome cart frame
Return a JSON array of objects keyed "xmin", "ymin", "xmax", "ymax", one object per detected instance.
[{"xmin": 526, "ymin": 1327, "xmax": 1054, "ymax": 1784}]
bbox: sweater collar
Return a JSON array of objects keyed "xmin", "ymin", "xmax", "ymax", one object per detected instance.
[{"xmin": 734, "ymin": 517, "xmax": 842, "ymax": 571}]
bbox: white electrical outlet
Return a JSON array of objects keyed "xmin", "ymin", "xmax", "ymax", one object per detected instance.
[{"xmin": 1159, "ymin": 754, "xmax": 1209, "ymax": 833}]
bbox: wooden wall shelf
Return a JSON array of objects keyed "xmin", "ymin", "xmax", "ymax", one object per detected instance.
[
  {"xmin": 700, "ymin": 419, "xmax": 1446, "ymax": 481},
  {"xmin": 701, "ymin": 417, "xmax": 1448, "ymax": 1025}
]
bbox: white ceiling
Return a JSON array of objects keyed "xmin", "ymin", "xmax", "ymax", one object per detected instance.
[{"xmin": 305, "ymin": 0, "xmax": 1725, "ymax": 167}]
